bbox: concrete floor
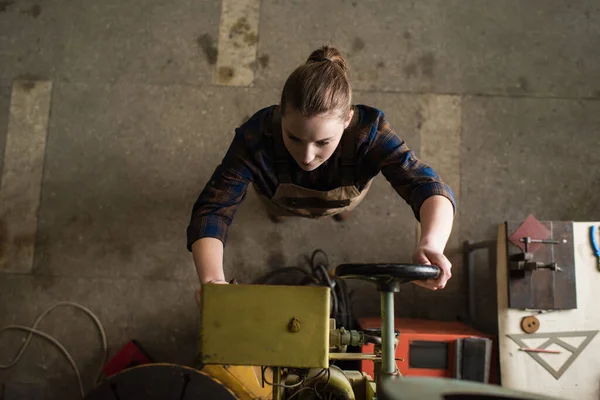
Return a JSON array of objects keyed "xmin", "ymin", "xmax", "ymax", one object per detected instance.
[{"xmin": 1, "ymin": 0, "xmax": 599, "ymax": 398}]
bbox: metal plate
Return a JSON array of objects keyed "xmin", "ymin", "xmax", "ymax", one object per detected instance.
[
  {"xmin": 199, "ymin": 284, "xmax": 330, "ymax": 368},
  {"xmin": 505, "ymin": 220, "xmax": 576, "ymax": 310}
]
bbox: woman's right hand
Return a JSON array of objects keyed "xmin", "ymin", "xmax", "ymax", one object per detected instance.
[{"xmin": 195, "ymin": 279, "xmax": 229, "ymax": 308}]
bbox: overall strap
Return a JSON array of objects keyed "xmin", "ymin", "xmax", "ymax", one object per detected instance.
[
  {"xmin": 270, "ymin": 107, "xmax": 292, "ymax": 184},
  {"xmin": 340, "ymin": 108, "xmax": 359, "ymax": 187}
]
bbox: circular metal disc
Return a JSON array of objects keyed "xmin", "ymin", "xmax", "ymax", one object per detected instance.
[
  {"xmin": 521, "ymin": 316, "xmax": 540, "ymax": 334},
  {"xmin": 84, "ymin": 364, "xmax": 238, "ymax": 400}
]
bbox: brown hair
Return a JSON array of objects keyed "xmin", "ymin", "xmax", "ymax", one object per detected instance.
[{"xmin": 280, "ymin": 45, "xmax": 352, "ymax": 119}]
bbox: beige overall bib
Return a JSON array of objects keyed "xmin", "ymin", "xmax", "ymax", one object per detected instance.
[{"xmin": 256, "ymin": 107, "xmax": 372, "ymax": 219}]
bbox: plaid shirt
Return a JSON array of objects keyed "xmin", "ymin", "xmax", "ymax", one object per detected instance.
[{"xmin": 187, "ymin": 104, "xmax": 456, "ymax": 250}]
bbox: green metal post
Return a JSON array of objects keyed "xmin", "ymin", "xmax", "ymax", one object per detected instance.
[
  {"xmin": 380, "ymin": 291, "xmax": 396, "ymax": 377},
  {"xmin": 273, "ymin": 366, "xmax": 282, "ymax": 400}
]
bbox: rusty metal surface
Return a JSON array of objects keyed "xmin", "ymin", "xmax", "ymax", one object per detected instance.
[{"xmin": 506, "ymin": 220, "xmax": 576, "ymax": 310}]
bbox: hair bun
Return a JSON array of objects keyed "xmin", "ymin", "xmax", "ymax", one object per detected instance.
[{"xmin": 307, "ymin": 45, "xmax": 349, "ymax": 75}]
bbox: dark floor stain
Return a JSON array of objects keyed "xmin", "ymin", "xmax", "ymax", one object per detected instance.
[
  {"xmin": 418, "ymin": 53, "xmax": 435, "ymax": 78},
  {"xmin": 258, "ymin": 54, "xmax": 269, "ymax": 68},
  {"xmin": 196, "ymin": 33, "xmax": 218, "ymax": 65},
  {"xmin": 376, "ymin": 61, "xmax": 385, "ymax": 69},
  {"xmin": 403, "ymin": 31, "xmax": 412, "ymax": 40},
  {"xmin": 17, "ymin": 73, "xmax": 45, "ymax": 83},
  {"xmin": 115, "ymin": 242, "xmax": 133, "ymax": 263},
  {"xmin": 415, "ymin": 109, "xmax": 424, "ymax": 130},
  {"xmin": 218, "ymin": 66, "xmax": 235, "ymax": 83},
  {"xmin": 0, "ymin": 218, "xmax": 7, "ymax": 260},
  {"xmin": 0, "ymin": 1, "xmax": 14, "ymax": 12},
  {"xmin": 267, "ymin": 230, "xmax": 283, "ymax": 247},
  {"xmin": 517, "ymin": 76, "xmax": 529, "ymax": 92},
  {"xmin": 22, "ymin": 4, "xmax": 41, "ymax": 18},
  {"xmin": 230, "ymin": 17, "xmax": 258, "ymax": 45},
  {"xmin": 145, "ymin": 263, "xmax": 170, "ymax": 281},
  {"xmin": 166, "ymin": 58, "xmax": 173, "ymax": 64},
  {"xmin": 584, "ymin": 9, "xmax": 591, "ymax": 19},
  {"xmin": 20, "ymin": 81, "xmax": 36, "ymax": 91},
  {"xmin": 12, "ymin": 232, "xmax": 35, "ymax": 250},
  {"xmin": 68, "ymin": 213, "xmax": 94, "ymax": 228},
  {"xmin": 352, "ymin": 37, "xmax": 365, "ymax": 52},
  {"xmin": 592, "ymin": 90, "xmax": 600, "ymax": 98},
  {"xmin": 230, "ymin": 17, "xmax": 250, "ymax": 37},
  {"xmin": 267, "ymin": 252, "xmax": 286, "ymax": 269},
  {"xmin": 33, "ymin": 272, "xmax": 57, "ymax": 291},
  {"xmin": 403, "ymin": 62, "xmax": 417, "ymax": 78},
  {"xmin": 352, "ymin": 1, "xmax": 357, "ymax": 6},
  {"xmin": 244, "ymin": 32, "xmax": 258, "ymax": 45}
]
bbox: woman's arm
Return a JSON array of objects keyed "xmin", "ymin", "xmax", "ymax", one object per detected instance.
[
  {"xmin": 192, "ymin": 237, "xmax": 226, "ymax": 284},
  {"xmin": 366, "ymin": 112, "xmax": 457, "ymax": 290},
  {"xmin": 192, "ymin": 237, "xmax": 228, "ymax": 308},
  {"xmin": 413, "ymin": 195, "xmax": 455, "ymax": 290},
  {"xmin": 418, "ymin": 195, "xmax": 454, "ymax": 252}
]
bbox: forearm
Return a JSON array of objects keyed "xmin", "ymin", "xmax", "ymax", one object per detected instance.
[
  {"xmin": 418, "ymin": 195, "xmax": 454, "ymax": 251},
  {"xmin": 191, "ymin": 237, "xmax": 225, "ymax": 284}
]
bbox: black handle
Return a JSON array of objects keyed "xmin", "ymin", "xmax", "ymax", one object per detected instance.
[{"xmin": 335, "ymin": 263, "xmax": 440, "ymax": 292}]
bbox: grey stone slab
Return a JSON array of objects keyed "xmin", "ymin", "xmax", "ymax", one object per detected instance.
[
  {"xmin": 35, "ymin": 82, "xmax": 279, "ymax": 281},
  {"xmin": 0, "ymin": 274, "xmax": 197, "ymax": 400},
  {"xmin": 460, "ymin": 96, "xmax": 600, "ymax": 331},
  {"xmin": 0, "ymin": 0, "xmax": 220, "ymax": 84},
  {"xmin": 0, "ymin": 80, "xmax": 52, "ymax": 274},
  {"xmin": 0, "ymin": 80, "xmax": 10, "ymax": 186},
  {"xmin": 257, "ymin": 0, "xmax": 600, "ymax": 98}
]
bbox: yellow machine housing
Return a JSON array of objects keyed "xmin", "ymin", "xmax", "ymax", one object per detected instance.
[{"xmin": 199, "ymin": 284, "xmax": 331, "ymax": 368}]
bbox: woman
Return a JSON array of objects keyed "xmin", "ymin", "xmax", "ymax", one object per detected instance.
[{"xmin": 187, "ymin": 45, "xmax": 456, "ymax": 292}]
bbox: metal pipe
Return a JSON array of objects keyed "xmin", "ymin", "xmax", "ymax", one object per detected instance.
[
  {"xmin": 272, "ymin": 366, "xmax": 282, "ymax": 400},
  {"xmin": 304, "ymin": 366, "xmax": 355, "ymax": 400},
  {"xmin": 380, "ymin": 291, "xmax": 396, "ymax": 376}
]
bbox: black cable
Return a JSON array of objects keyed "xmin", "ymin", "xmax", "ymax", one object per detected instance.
[
  {"xmin": 310, "ymin": 249, "xmax": 329, "ymax": 269},
  {"xmin": 253, "ymin": 266, "xmax": 319, "ymax": 285},
  {"xmin": 253, "ymin": 249, "xmax": 355, "ymax": 330}
]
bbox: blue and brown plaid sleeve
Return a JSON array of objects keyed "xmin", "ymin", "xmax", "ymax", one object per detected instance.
[
  {"xmin": 367, "ymin": 115, "xmax": 457, "ymax": 221},
  {"xmin": 186, "ymin": 129, "xmax": 254, "ymax": 250}
]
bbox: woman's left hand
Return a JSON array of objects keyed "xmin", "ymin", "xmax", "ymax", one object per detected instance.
[{"xmin": 412, "ymin": 244, "xmax": 452, "ymax": 290}]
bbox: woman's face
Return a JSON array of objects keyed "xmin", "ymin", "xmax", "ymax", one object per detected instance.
[{"xmin": 281, "ymin": 108, "xmax": 353, "ymax": 172}]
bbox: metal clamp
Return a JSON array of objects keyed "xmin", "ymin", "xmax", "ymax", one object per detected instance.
[{"xmin": 509, "ymin": 236, "xmax": 566, "ymax": 273}]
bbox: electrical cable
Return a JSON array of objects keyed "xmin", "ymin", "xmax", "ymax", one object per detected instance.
[
  {"xmin": 254, "ymin": 266, "xmax": 320, "ymax": 285},
  {"xmin": 313, "ymin": 367, "xmax": 331, "ymax": 398},
  {"xmin": 0, "ymin": 302, "xmax": 108, "ymax": 398},
  {"xmin": 254, "ymin": 249, "xmax": 355, "ymax": 331}
]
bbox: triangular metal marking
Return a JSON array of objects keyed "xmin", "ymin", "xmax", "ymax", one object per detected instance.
[{"xmin": 507, "ymin": 330, "xmax": 599, "ymax": 379}]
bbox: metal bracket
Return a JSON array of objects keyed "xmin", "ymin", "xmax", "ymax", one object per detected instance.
[{"xmin": 506, "ymin": 216, "xmax": 576, "ymax": 310}]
